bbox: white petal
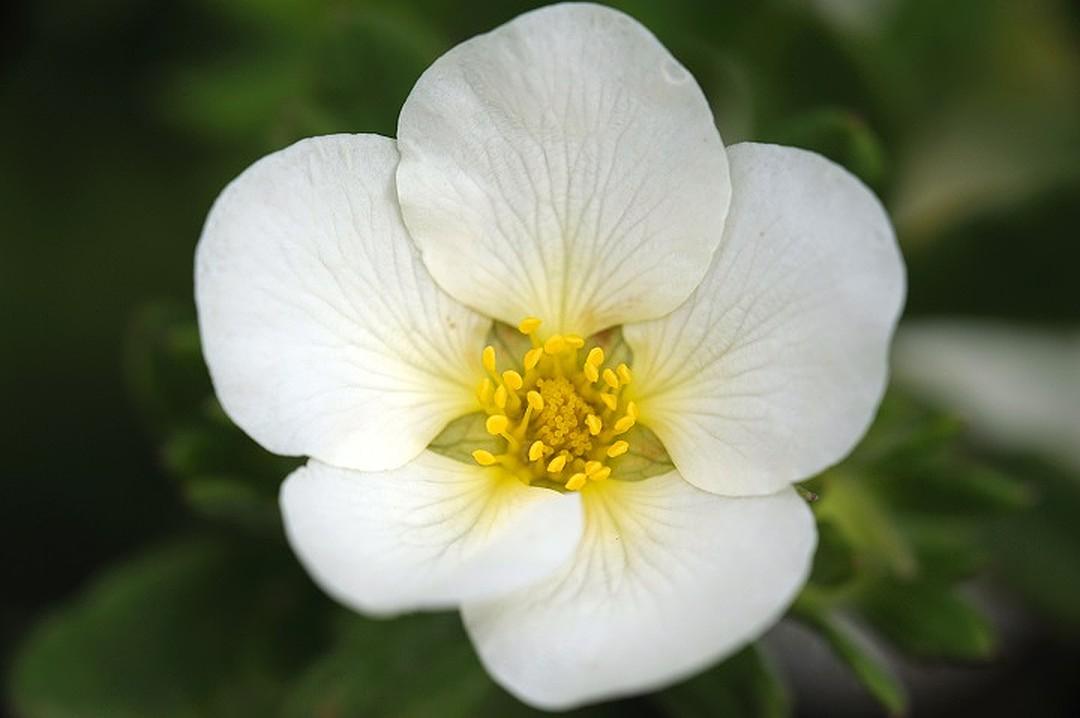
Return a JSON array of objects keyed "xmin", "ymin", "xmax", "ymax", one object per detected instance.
[
  {"xmin": 195, "ymin": 134, "xmax": 490, "ymax": 472},
  {"xmin": 396, "ymin": 3, "xmax": 730, "ymax": 337},
  {"xmin": 280, "ymin": 452, "xmax": 584, "ymax": 616},
  {"xmin": 462, "ymin": 473, "xmax": 815, "ymax": 710},
  {"xmin": 624, "ymin": 143, "xmax": 905, "ymax": 496},
  {"xmin": 894, "ymin": 320, "xmax": 1080, "ymax": 472}
]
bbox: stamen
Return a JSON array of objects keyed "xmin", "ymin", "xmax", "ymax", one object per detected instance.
[
  {"xmin": 477, "ymin": 378, "xmax": 493, "ymax": 404},
  {"xmin": 606, "ymin": 440, "xmax": 629, "ymax": 458},
  {"xmin": 565, "ymin": 472, "xmax": 587, "ymax": 491},
  {"xmin": 543, "ymin": 335, "xmax": 568, "ymax": 355},
  {"xmin": 524, "ymin": 347, "xmax": 543, "ymax": 371},
  {"xmin": 590, "ymin": 466, "xmax": 612, "ymax": 481},
  {"xmin": 528, "ymin": 440, "xmax": 546, "ymax": 462},
  {"xmin": 547, "ymin": 454, "xmax": 567, "ymax": 473},
  {"xmin": 518, "ymin": 316, "xmax": 542, "ymax": 334},
  {"xmin": 469, "ymin": 317, "xmax": 642, "ymax": 491},
  {"xmin": 486, "ymin": 415, "xmax": 509, "ymax": 435},
  {"xmin": 527, "ymin": 390, "xmax": 544, "ymax": 411},
  {"xmin": 583, "ymin": 363, "xmax": 599, "ymax": 383}
]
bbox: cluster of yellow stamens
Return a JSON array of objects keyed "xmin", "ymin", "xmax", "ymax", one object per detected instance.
[{"xmin": 471, "ymin": 317, "xmax": 638, "ymax": 492}]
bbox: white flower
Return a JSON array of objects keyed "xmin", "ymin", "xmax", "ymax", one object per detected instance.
[{"xmin": 194, "ymin": 3, "xmax": 905, "ymax": 710}]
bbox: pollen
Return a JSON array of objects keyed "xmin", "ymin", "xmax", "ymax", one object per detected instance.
[{"xmin": 470, "ymin": 317, "xmax": 640, "ymax": 493}]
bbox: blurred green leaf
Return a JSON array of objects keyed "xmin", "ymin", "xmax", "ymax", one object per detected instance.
[
  {"xmin": 814, "ymin": 471, "xmax": 918, "ymax": 579},
  {"xmin": 653, "ymin": 645, "xmax": 789, "ymax": 718},
  {"xmin": 125, "ymin": 303, "xmax": 213, "ymax": 434},
  {"xmin": 10, "ymin": 539, "xmax": 327, "ymax": 718},
  {"xmin": 798, "ymin": 610, "xmax": 908, "ymax": 716},
  {"xmin": 182, "ymin": 476, "xmax": 281, "ymax": 533},
  {"xmin": 764, "ymin": 107, "xmax": 887, "ymax": 187},
  {"xmin": 281, "ymin": 612, "xmax": 499, "ymax": 718},
  {"xmin": 858, "ymin": 581, "xmax": 996, "ymax": 661},
  {"xmin": 900, "ymin": 516, "xmax": 986, "ymax": 581},
  {"xmin": 808, "ymin": 521, "xmax": 857, "ymax": 588},
  {"xmin": 987, "ymin": 459, "xmax": 1080, "ymax": 631}
]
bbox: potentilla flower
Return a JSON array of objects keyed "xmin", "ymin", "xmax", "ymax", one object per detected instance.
[{"xmin": 195, "ymin": 3, "xmax": 905, "ymax": 710}]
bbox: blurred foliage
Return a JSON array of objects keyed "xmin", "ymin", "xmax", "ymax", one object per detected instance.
[{"xmin": 4, "ymin": 0, "xmax": 1080, "ymax": 716}]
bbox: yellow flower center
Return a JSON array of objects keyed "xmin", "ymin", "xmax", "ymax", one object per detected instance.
[{"xmin": 471, "ymin": 317, "xmax": 638, "ymax": 492}]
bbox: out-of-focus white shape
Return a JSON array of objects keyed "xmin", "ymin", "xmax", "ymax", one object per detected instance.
[{"xmin": 893, "ymin": 320, "xmax": 1080, "ymax": 472}]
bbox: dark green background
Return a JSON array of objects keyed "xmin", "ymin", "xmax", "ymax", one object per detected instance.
[{"xmin": 3, "ymin": 0, "xmax": 1079, "ymax": 715}]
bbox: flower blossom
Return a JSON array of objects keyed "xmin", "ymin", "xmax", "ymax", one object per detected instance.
[{"xmin": 195, "ymin": 3, "xmax": 905, "ymax": 709}]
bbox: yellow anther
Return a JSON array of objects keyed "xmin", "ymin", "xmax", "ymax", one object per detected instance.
[
  {"xmin": 606, "ymin": 441, "xmax": 629, "ymax": 458},
  {"xmin": 527, "ymin": 390, "xmax": 544, "ymax": 411},
  {"xmin": 547, "ymin": 454, "xmax": 568, "ymax": 473},
  {"xmin": 528, "ymin": 440, "xmax": 546, "ymax": 462},
  {"xmin": 614, "ymin": 415, "xmax": 636, "ymax": 434},
  {"xmin": 518, "ymin": 316, "xmax": 542, "ymax": 334},
  {"xmin": 565, "ymin": 472, "xmax": 588, "ymax": 491},
  {"xmin": 472, "ymin": 449, "xmax": 497, "ymax": 466},
  {"xmin": 600, "ymin": 393, "xmax": 618, "ymax": 411},
  {"xmin": 482, "ymin": 345, "xmax": 497, "ymax": 373},
  {"xmin": 585, "ymin": 414, "xmax": 602, "ymax": 435},
  {"xmin": 586, "ymin": 347, "xmax": 605, "ymax": 367},
  {"xmin": 626, "ymin": 401, "xmax": 639, "ymax": 420},
  {"xmin": 523, "ymin": 347, "xmax": 543, "ymax": 371},
  {"xmin": 486, "ymin": 414, "xmax": 509, "ymax": 435},
  {"xmin": 583, "ymin": 363, "xmax": 599, "ymax": 383},
  {"xmin": 584, "ymin": 460, "xmax": 603, "ymax": 475},
  {"xmin": 502, "ymin": 370, "xmax": 523, "ymax": 391},
  {"xmin": 590, "ymin": 466, "xmax": 612, "ymax": 482},
  {"xmin": 602, "ymin": 368, "xmax": 620, "ymax": 389},
  {"xmin": 478, "ymin": 378, "xmax": 493, "ymax": 404},
  {"xmin": 494, "ymin": 384, "xmax": 508, "ymax": 409},
  {"xmin": 543, "ymin": 335, "xmax": 568, "ymax": 355},
  {"xmin": 565, "ymin": 334, "xmax": 585, "ymax": 349},
  {"xmin": 617, "ymin": 363, "xmax": 633, "ymax": 385}
]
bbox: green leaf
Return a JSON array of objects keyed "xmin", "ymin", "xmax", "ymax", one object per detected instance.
[
  {"xmin": 281, "ymin": 612, "xmax": 503, "ymax": 718},
  {"xmin": 858, "ymin": 580, "xmax": 996, "ymax": 661},
  {"xmin": 808, "ymin": 521, "xmax": 857, "ymax": 588},
  {"xmin": 763, "ymin": 107, "xmax": 887, "ymax": 186},
  {"xmin": 182, "ymin": 476, "xmax": 281, "ymax": 532},
  {"xmin": 985, "ymin": 460, "xmax": 1080, "ymax": 630},
  {"xmin": 124, "ymin": 302, "xmax": 212, "ymax": 434},
  {"xmin": 10, "ymin": 539, "xmax": 326, "ymax": 718},
  {"xmin": 799, "ymin": 610, "xmax": 908, "ymax": 716},
  {"xmin": 814, "ymin": 472, "xmax": 918, "ymax": 579},
  {"xmin": 653, "ymin": 645, "xmax": 790, "ymax": 718}
]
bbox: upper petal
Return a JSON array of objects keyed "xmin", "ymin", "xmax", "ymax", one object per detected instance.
[
  {"xmin": 462, "ymin": 473, "xmax": 816, "ymax": 710},
  {"xmin": 280, "ymin": 452, "xmax": 584, "ymax": 616},
  {"xmin": 195, "ymin": 134, "xmax": 490, "ymax": 472},
  {"xmin": 396, "ymin": 3, "xmax": 730, "ymax": 337},
  {"xmin": 624, "ymin": 143, "xmax": 906, "ymax": 496}
]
